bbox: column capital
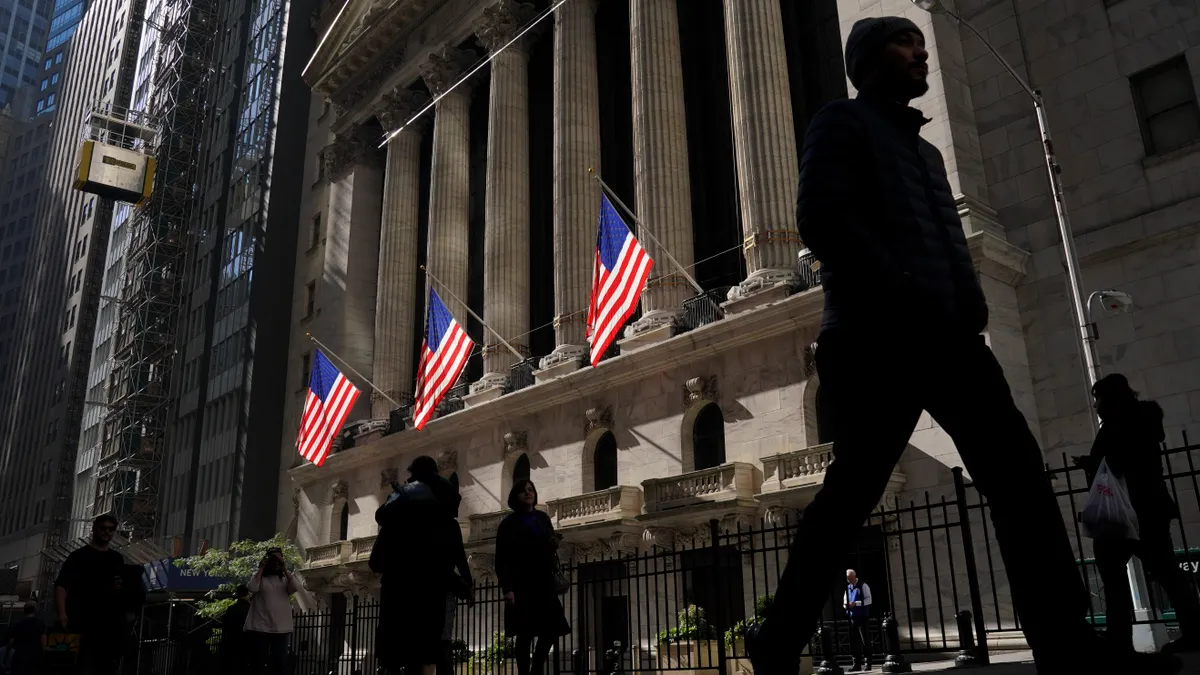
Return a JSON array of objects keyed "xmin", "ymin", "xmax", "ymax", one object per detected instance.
[
  {"xmin": 374, "ymin": 87, "xmax": 430, "ymax": 133},
  {"xmin": 321, "ymin": 127, "xmax": 376, "ymax": 182},
  {"xmin": 420, "ymin": 46, "xmax": 479, "ymax": 97},
  {"xmin": 473, "ymin": 0, "xmax": 539, "ymax": 54}
]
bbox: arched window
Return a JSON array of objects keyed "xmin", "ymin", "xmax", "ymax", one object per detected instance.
[
  {"xmin": 512, "ymin": 453, "xmax": 531, "ymax": 485},
  {"xmin": 593, "ymin": 431, "xmax": 618, "ymax": 491},
  {"xmin": 693, "ymin": 404, "xmax": 726, "ymax": 471},
  {"xmin": 338, "ymin": 502, "xmax": 349, "ymax": 541},
  {"xmin": 816, "ymin": 385, "xmax": 835, "ymax": 445}
]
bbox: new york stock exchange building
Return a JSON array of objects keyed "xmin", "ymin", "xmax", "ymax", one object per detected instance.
[{"xmin": 278, "ymin": 0, "xmax": 1128, "ymax": 663}]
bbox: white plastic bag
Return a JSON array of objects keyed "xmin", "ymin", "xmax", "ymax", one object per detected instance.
[{"xmin": 1081, "ymin": 458, "xmax": 1140, "ymax": 541}]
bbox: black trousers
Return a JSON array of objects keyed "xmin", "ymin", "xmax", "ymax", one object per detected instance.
[
  {"xmin": 847, "ymin": 616, "xmax": 871, "ymax": 665},
  {"xmin": 1095, "ymin": 523, "xmax": 1200, "ymax": 649},
  {"xmin": 759, "ymin": 331, "xmax": 1091, "ymax": 662}
]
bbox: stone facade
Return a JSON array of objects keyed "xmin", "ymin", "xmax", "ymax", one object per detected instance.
[{"xmin": 285, "ymin": 0, "xmax": 1200, "ymax": 646}]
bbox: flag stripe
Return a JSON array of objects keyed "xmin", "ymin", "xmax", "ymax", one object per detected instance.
[
  {"xmin": 413, "ymin": 288, "xmax": 475, "ymax": 430},
  {"xmin": 587, "ymin": 194, "xmax": 654, "ymax": 366},
  {"xmin": 295, "ymin": 352, "xmax": 361, "ymax": 467}
]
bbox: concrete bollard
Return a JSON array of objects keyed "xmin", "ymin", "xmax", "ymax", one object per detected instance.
[{"xmin": 881, "ymin": 614, "xmax": 912, "ymax": 673}]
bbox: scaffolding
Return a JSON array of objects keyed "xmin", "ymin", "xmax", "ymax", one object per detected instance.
[{"xmin": 91, "ymin": 0, "xmax": 218, "ymax": 546}]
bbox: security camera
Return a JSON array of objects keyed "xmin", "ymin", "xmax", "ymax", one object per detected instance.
[{"xmin": 1096, "ymin": 290, "xmax": 1134, "ymax": 317}]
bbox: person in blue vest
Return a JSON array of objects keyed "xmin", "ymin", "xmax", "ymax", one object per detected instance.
[{"xmin": 843, "ymin": 570, "xmax": 872, "ymax": 672}]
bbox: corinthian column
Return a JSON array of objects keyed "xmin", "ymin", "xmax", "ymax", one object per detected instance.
[
  {"xmin": 624, "ymin": 0, "xmax": 694, "ymax": 341},
  {"xmin": 322, "ymin": 127, "xmax": 384, "ymax": 422},
  {"xmin": 371, "ymin": 89, "xmax": 429, "ymax": 418},
  {"xmin": 469, "ymin": 1, "xmax": 538, "ymax": 399},
  {"xmin": 421, "ymin": 47, "xmax": 478, "ymax": 325},
  {"xmin": 537, "ymin": 0, "xmax": 600, "ymax": 378},
  {"xmin": 723, "ymin": 0, "xmax": 801, "ymax": 308}
]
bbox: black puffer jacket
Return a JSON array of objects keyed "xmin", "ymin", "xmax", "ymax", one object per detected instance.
[{"xmin": 797, "ymin": 91, "xmax": 988, "ymax": 336}]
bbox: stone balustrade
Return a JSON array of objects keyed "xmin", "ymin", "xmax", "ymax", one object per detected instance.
[
  {"xmin": 760, "ymin": 442, "xmax": 835, "ymax": 492},
  {"xmin": 546, "ymin": 486, "xmax": 643, "ymax": 528},
  {"xmin": 642, "ymin": 462, "xmax": 756, "ymax": 513},
  {"xmin": 351, "ymin": 535, "xmax": 376, "ymax": 559},
  {"xmin": 305, "ymin": 542, "xmax": 344, "ymax": 568},
  {"xmin": 304, "ymin": 534, "xmax": 378, "ymax": 569},
  {"xmin": 467, "ymin": 509, "xmax": 511, "ymax": 542}
]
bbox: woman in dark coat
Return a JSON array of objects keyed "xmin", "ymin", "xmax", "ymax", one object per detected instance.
[
  {"xmin": 496, "ymin": 480, "xmax": 571, "ymax": 675},
  {"xmin": 1075, "ymin": 374, "xmax": 1200, "ymax": 653}
]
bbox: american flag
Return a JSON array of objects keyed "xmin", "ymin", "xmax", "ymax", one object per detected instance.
[
  {"xmin": 586, "ymin": 193, "xmax": 653, "ymax": 367},
  {"xmin": 413, "ymin": 288, "xmax": 474, "ymax": 430},
  {"xmin": 297, "ymin": 350, "xmax": 361, "ymax": 467}
]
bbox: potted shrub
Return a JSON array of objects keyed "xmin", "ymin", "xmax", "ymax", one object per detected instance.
[
  {"xmin": 656, "ymin": 605, "xmax": 719, "ymax": 674},
  {"xmin": 466, "ymin": 632, "xmax": 515, "ymax": 675},
  {"xmin": 724, "ymin": 594, "xmax": 774, "ymax": 657}
]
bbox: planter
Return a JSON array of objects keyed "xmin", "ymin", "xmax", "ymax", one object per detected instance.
[{"xmin": 658, "ymin": 639, "xmax": 720, "ymax": 674}]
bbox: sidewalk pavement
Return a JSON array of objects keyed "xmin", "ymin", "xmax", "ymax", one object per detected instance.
[{"xmin": 899, "ymin": 649, "xmax": 1200, "ymax": 673}]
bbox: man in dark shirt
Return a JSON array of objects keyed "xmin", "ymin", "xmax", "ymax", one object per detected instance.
[
  {"xmin": 9, "ymin": 602, "xmax": 45, "ymax": 675},
  {"xmin": 55, "ymin": 514, "xmax": 127, "ymax": 675}
]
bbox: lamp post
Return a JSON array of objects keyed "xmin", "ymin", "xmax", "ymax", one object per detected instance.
[{"xmin": 910, "ymin": 0, "xmax": 1160, "ymax": 651}]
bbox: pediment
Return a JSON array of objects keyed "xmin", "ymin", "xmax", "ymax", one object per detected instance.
[{"xmin": 304, "ymin": 0, "xmax": 438, "ymax": 97}]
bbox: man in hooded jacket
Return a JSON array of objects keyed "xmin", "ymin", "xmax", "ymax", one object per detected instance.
[{"xmin": 745, "ymin": 15, "xmax": 1181, "ymax": 675}]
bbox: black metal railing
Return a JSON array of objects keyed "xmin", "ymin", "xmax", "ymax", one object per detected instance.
[
  {"xmin": 681, "ymin": 287, "xmax": 729, "ymax": 331},
  {"xmin": 437, "ymin": 382, "xmax": 470, "ymax": 416},
  {"xmin": 797, "ymin": 249, "xmax": 821, "ymax": 290},
  {"xmin": 960, "ymin": 434, "xmax": 1200, "ymax": 637},
  {"xmin": 508, "ymin": 357, "xmax": 538, "ymax": 393}
]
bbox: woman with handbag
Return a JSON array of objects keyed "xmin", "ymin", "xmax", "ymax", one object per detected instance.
[
  {"xmin": 496, "ymin": 480, "xmax": 571, "ymax": 675},
  {"xmin": 1074, "ymin": 374, "xmax": 1200, "ymax": 653}
]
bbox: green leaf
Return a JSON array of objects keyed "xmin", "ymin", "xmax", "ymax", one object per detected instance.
[{"xmin": 173, "ymin": 534, "xmax": 302, "ymax": 618}]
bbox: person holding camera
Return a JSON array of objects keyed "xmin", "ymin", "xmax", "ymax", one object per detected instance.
[{"xmin": 244, "ymin": 548, "xmax": 299, "ymax": 675}]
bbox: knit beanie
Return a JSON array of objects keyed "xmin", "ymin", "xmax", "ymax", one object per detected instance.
[{"xmin": 844, "ymin": 16, "xmax": 924, "ymax": 89}]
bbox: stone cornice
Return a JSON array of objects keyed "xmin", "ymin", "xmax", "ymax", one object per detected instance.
[
  {"xmin": 966, "ymin": 230, "xmax": 1029, "ymax": 287},
  {"xmin": 289, "ymin": 287, "xmax": 826, "ymax": 486},
  {"xmin": 321, "ymin": 126, "xmax": 378, "ymax": 182}
]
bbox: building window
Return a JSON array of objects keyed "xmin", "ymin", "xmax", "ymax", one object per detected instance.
[
  {"xmin": 593, "ymin": 431, "xmax": 618, "ymax": 492},
  {"xmin": 39, "ymin": 79, "xmax": 47, "ymax": 91},
  {"xmin": 338, "ymin": 503, "xmax": 349, "ymax": 540},
  {"xmin": 55, "ymin": 53, "xmax": 61, "ymax": 64},
  {"xmin": 309, "ymin": 213, "xmax": 321, "ymax": 249},
  {"xmin": 512, "ymin": 453, "xmax": 531, "ymax": 486},
  {"xmin": 51, "ymin": 72, "xmax": 58, "ymax": 85},
  {"xmin": 692, "ymin": 404, "xmax": 726, "ymax": 471},
  {"xmin": 1132, "ymin": 56, "xmax": 1200, "ymax": 156},
  {"xmin": 304, "ymin": 281, "xmax": 316, "ymax": 318},
  {"xmin": 44, "ymin": 58, "xmax": 51, "ymax": 70},
  {"xmin": 300, "ymin": 352, "xmax": 311, "ymax": 387}
]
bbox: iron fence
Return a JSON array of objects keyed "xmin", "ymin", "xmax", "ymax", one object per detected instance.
[
  {"xmin": 131, "ymin": 440, "xmax": 1200, "ymax": 673},
  {"xmin": 960, "ymin": 434, "xmax": 1200, "ymax": 636}
]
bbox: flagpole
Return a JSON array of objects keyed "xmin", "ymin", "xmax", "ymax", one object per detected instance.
[
  {"xmin": 305, "ymin": 333, "xmax": 401, "ymax": 408},
  {"xmin": 420, "ymin": 266, "xmax": 527, "ymax": 362},
  {"xmin": 588, "ymin": 168, "xmax": 708, "ymax": 299}
]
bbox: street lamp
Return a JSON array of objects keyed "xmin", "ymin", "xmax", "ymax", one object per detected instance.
[
  {"xmin": 911, "ymin": 0, "xmax": 1159, "ymax": 650},
  {"xmin": 909, "ymin": 0, "xmax": 1107, "ymax": 418}
]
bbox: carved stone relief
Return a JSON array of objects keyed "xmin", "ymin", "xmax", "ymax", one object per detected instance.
[
  {"xmin": 682, "ymin": 375, "xmax": 719, "ymax": 408},
  {"xmin": 321, "ymin": 128, "xmax": 373, "ymax": 183},
  {"xmin": 437, "ymin": 450, "xmax": 458, "ymax": 474},
  {"xmin": 332, "ymin": 479, "xmax": 349, "ymax": 502},
  {"xmin": 380, "ymin": 467, "xmax": 399, "ymax": 489},
  {"xmin": 468, "ymin": 552, "xmax": 497, "ymax": 582},
  {"xmin": 473, "ymin": 0, "xmax": 538, "ymax": 53},
  {"xmin": 584, "ymin": 405, "xmax": 614, "ymax": 436},
  {"xmin": 420, "ymin": 47, "xmax": 478, "ymax": 97},
  {"xmin": 503, "ymin": 430, "xmax": 528, "ymax": 459},
  {"xmin": 802, "ymin": 343, "xmax": 818, "ymax": 377},
  {"xmin": 375, "ymin": 87, "xmax": 429, "ymax": 131}
]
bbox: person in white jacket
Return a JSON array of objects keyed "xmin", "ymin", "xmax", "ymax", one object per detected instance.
[
  {"xmin": 244, "ymin": 548, "xmax": 299, "ymax": 674},
  {"xmin": 843, "ymin": 569, "xmax": 872, "ymax": 672}
]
